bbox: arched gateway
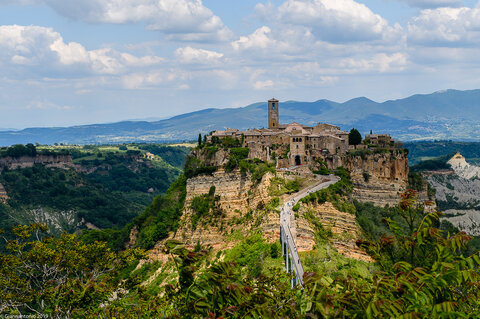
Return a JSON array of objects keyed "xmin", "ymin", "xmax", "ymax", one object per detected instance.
[{"xmin": 294, "ymin": 155, "xmax": 301, "ymax": 166}]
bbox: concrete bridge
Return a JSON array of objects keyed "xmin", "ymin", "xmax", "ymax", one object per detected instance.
[{"xmin": 279, "ymin": 174, "xmax": 340, "ymax": 287}]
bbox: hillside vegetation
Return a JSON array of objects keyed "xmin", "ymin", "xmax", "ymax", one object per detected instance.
[
  {"xmin": 0, "ymin": 143, "xmax": 189, "ymax": 250},
  {"xmin": 4, "ymin": 141, "xmax": 480, "ymax": 317},
  {"xmin": 406, "ymin": 140, "xmax": 480, "ymax": 165},
  {"xmin": 3, "ymin": 171, "xmax": 480, "ymax": 317}
]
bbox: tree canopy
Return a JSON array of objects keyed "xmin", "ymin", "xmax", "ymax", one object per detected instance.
[{"xmin": 349, "ymin": 128, "xmax": 362, "ymax": 145}]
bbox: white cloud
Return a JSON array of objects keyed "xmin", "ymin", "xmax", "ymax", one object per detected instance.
[
  {"xmin": 408, "ymin": 6, "xmax": 480, "ymax": 46},
  {"xmin": 232, "ymin": 26, "xmax": 276, "ymax": 50},
  {"xmin": 273, "ymin": 0, "xmax": 401, "ymax": 43},
  {"xmin": 231, "ymin": 25, "xmax": 317, "ymax": 61},
  {"xmin": 175, "ymin": 46, "xmax": 223, "ymax": 64},
  {"xmin": 253, "ymin": 80, "xmax": 274, "ymax": 90},
  {"xmin": 0, "ymin": 25, "xmax": 162, "ymax": 77},
  {"xmin": 397, "ymin": 0, "xmax": 462, "ymax": 9},
  {"xmin": 30, "ymin": 0, "xmax": 233, "ymax": 42}
]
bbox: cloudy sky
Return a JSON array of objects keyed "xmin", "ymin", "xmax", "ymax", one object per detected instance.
[{"xmin": 1, "ymin": 0, "xmax": 479, "ymax": 129}]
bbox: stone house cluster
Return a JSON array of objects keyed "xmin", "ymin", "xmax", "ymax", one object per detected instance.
[{"xmin": 208, "ymin": 99, "xmax": 394, "ymax": 168}]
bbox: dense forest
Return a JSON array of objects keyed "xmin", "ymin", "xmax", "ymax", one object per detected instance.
[{"xmin": 405, "ymin": 140, "xmax": 480, "ymax": 164}]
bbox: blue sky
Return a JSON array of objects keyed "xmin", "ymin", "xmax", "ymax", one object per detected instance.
[{"xmin": 1, "ymin": 0, "xmax": 480, "ymax": 129}]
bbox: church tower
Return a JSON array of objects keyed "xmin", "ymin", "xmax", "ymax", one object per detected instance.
[{"xmin": 268, "ymin": 98, "xmax": 279, "ymax": 129}]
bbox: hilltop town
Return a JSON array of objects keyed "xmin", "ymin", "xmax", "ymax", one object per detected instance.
[{"xmin": 208, "ymin": 98, "xmax": 398, "ymax": 171}]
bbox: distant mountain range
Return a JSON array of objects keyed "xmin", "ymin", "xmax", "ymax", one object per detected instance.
[{"xmin": 2, "ymin": 89, "xmax": 480, "ymax": 146}]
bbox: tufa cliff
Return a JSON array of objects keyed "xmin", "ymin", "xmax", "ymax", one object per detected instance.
[
  {"xmin": 0, "ymin": 154, "xmax": 73, "ymax": 171},
  {"xmin": 148, "ymin": 146, "xmax": 385, "ymax": 263},
  {"xmin": 149, "ymin": 169, "xmax": 280, "ymax": 260},
  {"xmin": 343, "ymin": 150, "xmax": 409, "ymax": 207},
  {"xmin": 294, "ymin": 201, "xmax": 372, "ymax": 262}
]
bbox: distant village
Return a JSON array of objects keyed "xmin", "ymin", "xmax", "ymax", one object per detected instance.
[{"xmin": 207, "ymin": 98, "xmax": 394, "ymax": 168}]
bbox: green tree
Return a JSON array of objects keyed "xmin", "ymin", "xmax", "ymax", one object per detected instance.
[
  {"xmin": 198, "ymin": 133, "xmax": 202, "ymax": 147},
  {"xmin": 0, "ymin": 223, "xmax": 144, "ymax": 318},
  {"xmin": 348, "ymin": 128, "xmax": 362, "ymax": 146},
  {"xmin": 354, "ymin": 190, "xmax": 480, "ymax": 317}
]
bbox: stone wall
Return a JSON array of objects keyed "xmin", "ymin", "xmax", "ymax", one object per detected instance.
[{"xmin": 343, "ymin": 151, "xmax": 409, "ymax": 207}]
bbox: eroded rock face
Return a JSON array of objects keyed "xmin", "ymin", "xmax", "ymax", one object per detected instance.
[
  {"xmin": 185, "ymin": 169, "xmax": 273, "ymax": 215},
  {"xmin": 344, "ymin": 152, "xmax": 409, "ymax": 207},
  {"xmin": 0, "ymin": 155, "xmax": 73, "ymax": 171},
  {"xmin": 425, "ymin": 166, "xmax": 480, "ymax": 235},
  {"xmin": 0, "ymin": 183, "xmax": 7, "ymax": 202},
  {"xmin": 295, "ymin": 202, "xmax": 372, "ymax": 262},
  {"xmin": 149, "ymin": 170, "xmax": 279, "ymax": 260},
  {"xmin": 447, "ymin": 152, "xmax": 480, "ymax": 179},
  {"xmin": 127, "ymin": 226, "xmax": 139, "ymax": 249},
  {"xmin": 149, "ymin": 169, "xmax": 372, "ymax": 263},
  {"xmin": 190, "ymin": 148, "xmax": 229, "ymax": 167}
]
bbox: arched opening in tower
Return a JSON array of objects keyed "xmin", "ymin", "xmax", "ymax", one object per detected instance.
[{"xmin": 294, "ymin": 155, "xmax": 301, "ymax": 166}]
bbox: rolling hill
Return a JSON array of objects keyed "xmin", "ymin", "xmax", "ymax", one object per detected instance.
[{"xmin": 3, "ymin": 88, "xmax": 480, "ymax": 146}]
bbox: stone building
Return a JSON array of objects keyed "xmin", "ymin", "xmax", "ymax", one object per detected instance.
[
  {"xmin": 208, "ymin": 99, "xmax": 392, "ymax": 168},
  {"xmin": 364, "ymin": 134, "xmax": 393, "ymax": 147}
]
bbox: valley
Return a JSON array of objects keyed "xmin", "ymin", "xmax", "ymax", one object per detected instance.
[
  {"xmin": 411, "ymin": 150, "xmax": 480, "ymax": 238},
  {"xmin": 0, "ymin": 143, "xmax": 189, "ymax": 250}
]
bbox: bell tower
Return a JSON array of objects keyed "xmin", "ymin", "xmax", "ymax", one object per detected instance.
[{"xmin": 268, "ymin": 98, "xmax": 279, "ymax": 129}]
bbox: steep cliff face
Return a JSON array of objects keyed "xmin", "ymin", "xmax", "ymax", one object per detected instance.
[
  {"xmin": 447, "ymin": 152, "xmax": 480, "ymax": 179},
  {"xmin": 295, "ymin": 202, "xmax": 372, "ymax": 262},
  {"xmin": 0, "ymin": 154, "xmax": 73, "ymax": 171},
  {"xmin": 149, "ymin": 169, "xmax": 280, "ymax": 261},
  {"xmin": 190, "ymin": 148, "xmax": 229, "ymax": 167},
  {"xmin": 344, "ymin": 151, "xmax": 409, "ymax": 207},
  {"xmin": 174, "ymin": 170, "xmax": 277, "ymax": 250},
  {"xmin": 149, "ymin": 166, "xmax": 372, "ymax": 263}
]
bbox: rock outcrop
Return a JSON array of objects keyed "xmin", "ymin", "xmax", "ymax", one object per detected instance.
[
  {"xmin": 185, "ymin": 169, "xmax": 273, "ymax": 215},
  {"xmin": 419, "ymin": 153, "xmax": 480, "ymax": 235},
  {"xmin": 149, "ymin": 169, "xmax": 279, "ymax": 261},
  {"xmin": 0, "ymin": 183, "xmax": 7, "ymax": 202},
  {"xmin": 344, "ymin": 151, "xmax": 409, "ymax": 207},
  {"xmin": 447, "ymin": 152, "xmax": 480, "ymax": 179},
  {"xmin": 127, "ymin": 226, "xmax": 139, "ymax": 249},
  {"xmin": 0, "ymin": 154, "xmax": 73, "ymax": 171},
  {"xmin": 149, "ymin": 167, "xmax": 372, "ymax": 263},
  {"xmin": 190, "ymin": 148, "xmax": 229, "ymax": 167},
  {"xmin": 295, "ymin": 202, "xmax": 372, "ymax": 262}
]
